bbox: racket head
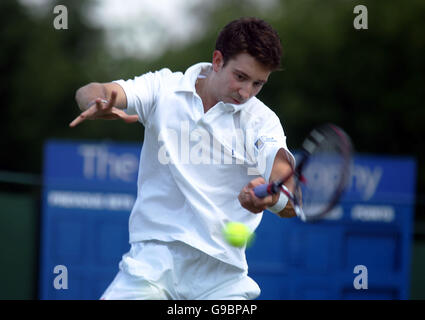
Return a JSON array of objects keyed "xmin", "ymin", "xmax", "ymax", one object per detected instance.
[{"xmin": 292, "ymin": 123, "xmax": 353, "ymax": 222}]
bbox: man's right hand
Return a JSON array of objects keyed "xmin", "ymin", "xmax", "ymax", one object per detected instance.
[
  {"xmin": 69, "ymin": 90, "xmax": 138, "ymax": 127},
  {"xmin": 238, "ymin": 177, "xmax": 279, "ymax": 214}
]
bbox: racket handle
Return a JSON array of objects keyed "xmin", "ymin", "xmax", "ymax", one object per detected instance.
[{"xmin": 253, "ymin": 183, "xmax": 273, "ymax": 198}]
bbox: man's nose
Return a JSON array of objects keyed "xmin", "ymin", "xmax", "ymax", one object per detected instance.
[{"xmin": 238, "ymin": 83, "xmax": 252, "ymax": 100}]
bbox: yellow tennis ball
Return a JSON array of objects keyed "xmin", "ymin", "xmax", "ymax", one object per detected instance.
[{"xmin": 223, "ymin": 222, "xmax": 254, "ymax": 248}]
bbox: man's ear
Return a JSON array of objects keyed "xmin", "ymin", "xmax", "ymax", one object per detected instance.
[{"xmin": 212, "ymin": 50, "xmax": 224, "ymax": 72}]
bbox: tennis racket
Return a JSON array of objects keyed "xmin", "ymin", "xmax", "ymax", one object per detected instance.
[{"xmin": 253, "ymin": 123, "xmax": 353, "ymax": 222}]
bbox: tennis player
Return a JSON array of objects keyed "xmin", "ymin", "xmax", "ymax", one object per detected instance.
[{"xmin": 70, "ymin": 17, "xmax": 297, "ymax": 300}]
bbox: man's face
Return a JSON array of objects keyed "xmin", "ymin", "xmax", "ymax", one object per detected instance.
[{"xmin": 212, "ymin": 51, "xmax": 271, "ymax": 105}]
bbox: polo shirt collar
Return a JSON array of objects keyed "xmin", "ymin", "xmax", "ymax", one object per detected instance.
[
  {"xmin": 174, "ymin": 62, "xmax": 211, "ymax": 94},
  {"xmin": 175, "ymin": 62, "xmax": 247, "ymax": 113}
]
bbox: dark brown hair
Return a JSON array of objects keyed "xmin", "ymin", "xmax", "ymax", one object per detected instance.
[{"xmin": 215, "ymin": 17, "xmax": 282, "ymax": 71}]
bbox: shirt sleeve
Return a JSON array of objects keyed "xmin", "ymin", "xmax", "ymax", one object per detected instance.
[
  {"xmin": 113, "ymin": 68, "xmax": 172, "ymax": 126},
  {"xmin": 251, "ymin": 116, "xmax": 295, "ymax": 182}
]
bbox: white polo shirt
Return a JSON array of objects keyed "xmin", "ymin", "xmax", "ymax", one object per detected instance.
[{"xmin": 114, "ymin": 63, "xmax": 294, "ymax": 271}]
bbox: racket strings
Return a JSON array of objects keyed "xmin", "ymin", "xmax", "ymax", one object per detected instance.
[{"xmin": 299, "ymin": 126, "xmax": 351, "ymax": 218}]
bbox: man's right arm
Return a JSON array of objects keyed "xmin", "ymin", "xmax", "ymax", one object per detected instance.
[{"xmin": 75, "ymin": 82, "xmax": 127, "ymax": 111}]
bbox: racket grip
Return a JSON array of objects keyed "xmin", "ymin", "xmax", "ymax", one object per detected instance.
[{"xmin": 253, "ymin": 184, "xmax": 272, "ymax": 198}]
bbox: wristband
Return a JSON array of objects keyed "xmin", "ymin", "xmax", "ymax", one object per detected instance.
[{"xmin": 267, "ymin": 192, "xmax": 289, "ymax": 214}]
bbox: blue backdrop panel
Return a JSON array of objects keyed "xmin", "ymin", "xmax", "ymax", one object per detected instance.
[
  {"xmin": 39, "ymin": 140, "xmax": 140, "ymax": 299},
  {"xmin": 39, "ymin": 141, "xmax": 416, "ymax": 299}
]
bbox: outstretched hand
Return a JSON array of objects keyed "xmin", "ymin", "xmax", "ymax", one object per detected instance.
[{"xmin": 69, "ymin": 91, "xmax": 139, "ymax": 127}]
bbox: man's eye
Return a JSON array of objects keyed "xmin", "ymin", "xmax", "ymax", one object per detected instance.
[{"xmin": 236, "ymin": 74, "xmax": 244, "ymax": 80}]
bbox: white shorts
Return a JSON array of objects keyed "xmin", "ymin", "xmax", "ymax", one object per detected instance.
[{"xmin": 101, "ymin": 240, "xmax": 260, "ymax": 300}]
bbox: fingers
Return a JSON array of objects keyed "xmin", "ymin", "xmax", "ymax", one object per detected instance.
[
  {"xmin": 69, "ymin": 108, "xmax": 94, "ymax": 127},
  {"xmin": 69, "ymin": 98, "xmax": 106, "ymax": 128},
  {"xmin": 69, "ymin": 116, "xmax": 82, "ymax": 128},
  {"xmin": 122, "ymin": 115, "xmax": 139, "ymax": 123},
  {"xmin": 108, "ymin": 91, "xmax": 117, "ymax": 108},
  {"xmin": 95, "ymin": 97, "xmax": 109, "ymax": 111},
  {"xmin": 91, "ymin": 95, "xmax": 112, "ymax": 112},
  {"xmin": 249, "ymin": 188, "xmax": 274, "ymax": 209},
  {"xmin": 70, "ymin": 94, "xmax": 124, "ymax": 128},
  {"xmin": 98, "ymin": 91, "xmax": 117, "ymax": 111},
  {"xmin": 238, "ymin": 178, "xmax": 275, "ymax": 214},
  {"xmin": 247, "ymin": 177, "xmax": 266, "ymax": 189},
  {"xmin": 111, "ymin": 108, "xmax": 139, "ymax": 123},
  {"xmin": 69, "ymin": 92, "xmax": 138, "ymax": 128}
]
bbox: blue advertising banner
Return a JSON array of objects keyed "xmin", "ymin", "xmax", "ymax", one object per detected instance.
[
  {"xmin": 39, "ymin": 140, "xmax": 416, "ymax": 300},
  {"xmin": 39, "ymin": 140, "xmax": 141, "ymax": 299}
]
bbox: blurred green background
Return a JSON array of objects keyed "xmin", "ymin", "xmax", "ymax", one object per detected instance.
[{"xmin": 0, "ymin": 0, "xmax": 424, "ymax": 299}]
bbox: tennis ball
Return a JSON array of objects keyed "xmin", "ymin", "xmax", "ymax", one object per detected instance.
[{"xmin": 223, "ymin": 222, "xmax": 254, "ymax": 248}]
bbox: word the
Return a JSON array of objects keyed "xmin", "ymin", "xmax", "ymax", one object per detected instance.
[{"xmin": 78, "ymin": 145, "xmax": 139, "ymax": 182}]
